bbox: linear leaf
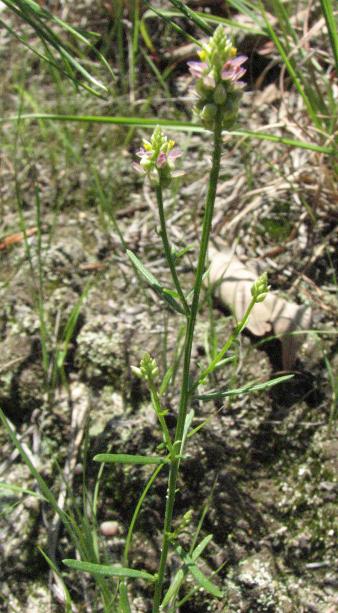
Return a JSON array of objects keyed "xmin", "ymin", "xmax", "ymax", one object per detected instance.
[
  {"xmin": 197, "ymin": 374, "xmax": 293, "ymax": 401},
  {"xmin": 188, "ymin": 563, "xmax": 223, "ymax": 598},
  {"xmin": 161, "ymin": 569, "xmax": 185, "ymax": 608},
  {"xmin": 126, "ymin": 250, "xmax": 185, "ymax": 314},
  {"xmin": 62, "ymin": 559, "xmax": 156, "ymax": 582},
  {"xmin": 93, "ymin": 453, "xmax": 167, "ymax": 465},
  {"xmin": 192, "ymin": 534, "xmax": 213, "ymax": 561},
  {"xmin": 118, "ymin": 583, "xmax": 132, "ymax": 613},
  {"xmin": 177, "ymin": 547, "xmax": 223, "ymax": 598}
]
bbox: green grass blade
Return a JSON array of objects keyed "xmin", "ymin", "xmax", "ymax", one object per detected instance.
[
  {"xmin": 56, "ymin": 281, "xmax": 91, "ymax": 370},
  {"xmin": 320, "ymin": 0, "xmax": 338, "ymax": 69},
  {"xmin": 191, "ymin": 534, "xmax": 213, "ymax": 561},
  {"xmin": 161, "ymin": 535, "xmax": 214, "ymax": 608},
  {"xmin": 144, "ymin": 7, "xmax": 263, "ymax": 36},
  {"xmin": 1, "ymin": 114, "xmax": 333, "ymax": 154},
  {"xmin": 258, "ymin": 1, "xmax": 321, "ymax": 128},
  {"xmin": 93, "ymin": 454, "xmax": 167, "ymax": 465},
  {"xmin": 0, "ymin": 481, "xmax": 46, "ymax": 500},
  {"xmin": 62, "ymin": 559, "xmax": 156, "ymax": 582},
  {"xmin": 38, "ymin": 547, "xmax": 73, "ymax": 613},
  {"xmin": 166, "ymin": 0, "xmax": 212, "ymax": 34},
  {"xmin": 2, "ymin": 0, "xmax": 108, "ymax": 94},
  {"xmin": 0, "ymin": 408, "xmax": 69, "ymax": 524}
]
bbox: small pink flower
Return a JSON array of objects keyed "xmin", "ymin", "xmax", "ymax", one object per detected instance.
[
  {"xmin": 188, "ymin": 61, "xmax": 216, "ymax": 88},
  {"xmin": 136, "ymin": 147, "xmax": 151, "ymax": 159},
  {"xmin": 187, "ymin": 61, "xmax": 208, "ymax": 78},
  {"xmin": 167, "ymin": 148, "xmax": 182, "ymax": 161},
  {"xmin": 156, "ymin": 151, "xmax": 168, "ymax": 168},
  {"xmin": 221, "ymin": 56, "xmax": 247, "ymax": 82}
]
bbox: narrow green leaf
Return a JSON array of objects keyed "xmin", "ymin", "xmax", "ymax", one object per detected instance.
[
  {"xmin": 0, "ymin": 481, "xmax": 45, "ymax": 500},
  {"xmin": 118, "ymin": 582, "xmax": 132, "ymax": 613},
  {"xmin": 62, "ymin": 559, "xmax": 156, "ymax": 582},
  {"xmin": 177, "ymin": 547, "xmax": 223, "ymax": 598},
  {"xmin": 161, "ymin": 534, "xmax": 214, "ymax": 607},
  {"xmin": 197, "ymin": 374, "xmax": 294, "ymax": 401},
  {"xmin": 126, "ymin": 250, "xmax": 185, "ymax": 314},
  {"xmin": 159, "ymin": 366, "xmax": 174, "ymax": 396},
  {"xmin": 38, "ymin": 548, "xmax": 73, "ymax": 613},
  {"xmin": 188, "ymin": 563, "xmax": 223, "ymax": 598},
  {"xmin": 161, "ymin": 569, "xmax": 185, "ymax": 608},
  {"xmin": 93, "ymin": 453, "xmax": 167, "ymax": 465},
  {"xmin": 192, "ymin": 534, "xmax": 213, "ymax": 561}
]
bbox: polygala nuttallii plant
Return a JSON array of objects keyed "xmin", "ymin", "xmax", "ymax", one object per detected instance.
[
  {"xmin": 97, "ymin": 26, "xmax": 270, "ymax": 612},
  {"xmin": 128, "ymin": 26, "xmax": 259, "ymax": 611}
]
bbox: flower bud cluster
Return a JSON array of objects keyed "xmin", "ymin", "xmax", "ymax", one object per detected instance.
[
  {"xmin": 133, "ymin": 126, "xmax": 182, "ymax": 186},
  {"xmin": 131, "ymin": 353, "xmax": 159, "ymax": 382},
  {"xmin": 251, "ymin": 272, "xmax": 270, "ymax": 303},
  {"xmin": 188, "ymin": 25, "xmax": 247, "ymax": 129}
]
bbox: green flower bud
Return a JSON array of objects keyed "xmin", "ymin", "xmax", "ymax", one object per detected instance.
[
  {"xmin": 251, "ymin": 272, "xmax": 270, "ymax": 302},
  {"xmin": 213, "ymin": 83, "xmax": 227, "ymax": 105},
  {"xmin": 200, "ymin": 103, "xmax": 217, "ymax": 122},
  {"xmin": 140, "ymin": 353, "xmax": 159, "ymax": 381}
]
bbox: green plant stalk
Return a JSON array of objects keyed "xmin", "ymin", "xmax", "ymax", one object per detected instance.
[
  {"xmin": 156, "ymin": 183, "xmax": 190, "ymax": 317},
  {"xmin": 152, "ymin": 108, "xmax": 224, "ymax": 611},
  {"xmin": 123, "ymin": 464, "xmax": 164, "ymax": 567},
  {"xmin": 148, "ymin": 382, "xmax": 173, "ymax": 453}
]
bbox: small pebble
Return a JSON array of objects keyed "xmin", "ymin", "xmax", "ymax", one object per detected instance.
[{"xmin": 100, "ymin": 521, "xmax": 121, "ymax": 537}]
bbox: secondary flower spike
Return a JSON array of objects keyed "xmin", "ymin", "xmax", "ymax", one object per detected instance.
[
  {"xmin": 133, "ymin": 126, "xmax": 183, "ymax": 186},
  {"xmin": 188, "ymin": 25, "xmax": 247, "ymax": 129}
]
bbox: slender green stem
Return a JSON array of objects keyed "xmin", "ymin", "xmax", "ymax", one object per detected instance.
[
  {"xmin": 149, "ymin": 383, "xmax": 173, "ymax": 454},
  {"xmin": 152, "ymin": 109, "xmax": 224, "ymax": 612},
  {"xmin": 123, "ymin": 463, "xmax": 164, "ymax": 567},
  {"xmin": 155, "ymin": 182, "xmax": 190, "ymax": 317},
  {"xmin": 197, "ymin": 295, "xmax": 257, "ymax": 385}
]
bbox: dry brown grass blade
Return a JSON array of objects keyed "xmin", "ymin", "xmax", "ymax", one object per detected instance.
[{"xmin": 0, "ymin": 227, "xmax": 37, "ymax": 250}]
